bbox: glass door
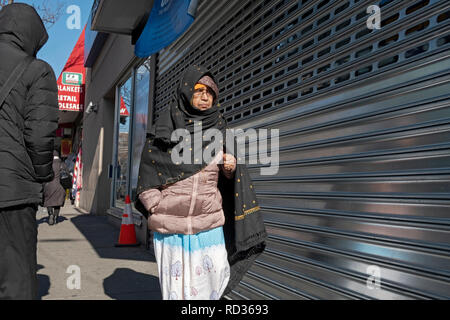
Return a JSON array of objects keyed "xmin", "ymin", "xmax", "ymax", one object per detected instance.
[
  {"xmin": 111, "ymin": 59, "xmax": 150, "ymax": 210},
  {"xmin": 113, "ymin": 76, "xmax": 133, "ymax": 209},
  {"xmin": 130, "ymin": 61, "xmax": 150, "ymax": 211}
]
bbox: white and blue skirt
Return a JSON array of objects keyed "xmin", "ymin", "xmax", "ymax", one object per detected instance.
[{"xmin": 153, "ymin": 226, "xmax": 230, "ymax": 300}]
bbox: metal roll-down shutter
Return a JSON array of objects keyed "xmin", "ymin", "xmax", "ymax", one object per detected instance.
[{"xmin": 153, "ymin": 0, "xmax": 450, "ymax": 299}]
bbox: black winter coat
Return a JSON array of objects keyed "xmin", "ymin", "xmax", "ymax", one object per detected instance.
[
  {"xmin": 43, "ymin": 156, "xmax": 67, "ymax": 208},
  {"xmin": 0, "ymin": 4, "xmax": 58, "ymax": 209}
]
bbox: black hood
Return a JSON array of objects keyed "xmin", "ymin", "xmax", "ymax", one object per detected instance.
[{"xmin": 0, "ymin": 3, "xmax": 48, "ymax": 56}]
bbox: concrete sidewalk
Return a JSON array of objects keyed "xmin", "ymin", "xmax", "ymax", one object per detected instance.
[{"xmin": 36, "ymin": 205, "xmax": 161, "ymax": 300}]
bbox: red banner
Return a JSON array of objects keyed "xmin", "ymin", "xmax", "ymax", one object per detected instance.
[
  {"xmin": 58, "ymin": 27, "xmax": 86, "ymax": 112},
  {"xmin": 120, "ymin": 96, "xmax": 130, "ymax": 117}
]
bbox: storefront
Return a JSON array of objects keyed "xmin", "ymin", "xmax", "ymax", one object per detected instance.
[
  {"xmin": 112, "ymin": 62, "xmax": 151, "ymax": 211},
  {"xmin": 82, "ymin": 0, "xmax": 450, "ymax": 299},
  {"xmin": 80, "ymin": 1, "xmax": 155, "ymax": 246},
  {"xmin": 57, "ymin": 27, "xmax": 86, "ymax": 205}
]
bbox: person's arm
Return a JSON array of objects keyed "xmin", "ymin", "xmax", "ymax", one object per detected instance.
[
  {"xmin": 23, "ymin": 61, "xmax": 58, "ymax": 183},
  {"xmin": 138, "ymin": 188, "xmax": 162, "ymax": 214}
]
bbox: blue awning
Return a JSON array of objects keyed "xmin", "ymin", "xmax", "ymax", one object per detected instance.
[{"xmin": 135, "ymin": 0, "xmax": 199, "ymax": 58}]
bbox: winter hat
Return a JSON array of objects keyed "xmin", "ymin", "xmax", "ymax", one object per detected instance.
[{"xmin": 197, "ymin": 75, "xmax": 219, "ymax": 101}]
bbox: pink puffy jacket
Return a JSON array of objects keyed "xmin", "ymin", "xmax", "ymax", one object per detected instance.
[{"xmin": 138, "ymin": 151, "xmax": 234, "ymax": 234}]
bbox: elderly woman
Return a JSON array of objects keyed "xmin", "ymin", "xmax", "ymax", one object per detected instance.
[{"xmin": 136, "ymin": 65, "xmax": 266, "ymax": 300}]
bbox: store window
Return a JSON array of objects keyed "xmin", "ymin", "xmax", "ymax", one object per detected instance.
[
  {"xmin": 114, "ymin": 76, "xmax": 133, "ymax": 209},
  {"xmin": 112, "ymin": 60, "xmax": 150, "ymax": 210},
  {"xmin": 131, "ymin": 61, "xmax": 150, "ymax": 211}
]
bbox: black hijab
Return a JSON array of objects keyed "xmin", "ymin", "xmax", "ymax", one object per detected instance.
[
  {"xmin": 135, "ymin": 65, "xmax": 267, "ymax": 296},
  {"xmin": 135, "ymin": 65, "xmax": 227, "ymax": 197}
]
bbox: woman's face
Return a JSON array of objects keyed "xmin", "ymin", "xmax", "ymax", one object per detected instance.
[{"xmin": 191, "ymin": 83, "xmax": 214, "ymax": 111}]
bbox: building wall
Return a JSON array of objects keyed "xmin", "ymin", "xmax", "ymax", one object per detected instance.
[
  {"xmin": 153, "ymin": 0, "xmax": 450, "ymax": 299},
  {"xmin": 82, "ymin": 34, "xmax": 137, "ymax": 215},
  {"xmin": 82, "ymin": 32, "xmax": 149, "ymax": 246},
  {"xmin": 80, "ymin": 0, "xmax": 450, "ymax": 298}
]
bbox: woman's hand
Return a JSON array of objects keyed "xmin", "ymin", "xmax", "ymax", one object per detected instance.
[{"xmin": 223, "ymin": 153, "xmax": 237, "ymax": 173}]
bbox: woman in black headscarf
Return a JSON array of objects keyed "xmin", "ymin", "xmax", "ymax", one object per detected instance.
[
  {"xmin": 43, "ymin": 150, "xmax": 67, "ymax": 225},
  {"xmin": 136, "ymin": 65, "xmax": 266, "ymax": 300}
]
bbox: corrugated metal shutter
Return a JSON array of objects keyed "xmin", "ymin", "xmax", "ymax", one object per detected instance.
[{"xmin": 153, "ymin": 0, "xmax": 450, "ymax": 299}]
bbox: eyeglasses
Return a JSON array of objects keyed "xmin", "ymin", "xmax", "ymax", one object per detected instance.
[{"xmin": 193, "ymin": 88, "xmax": 214, "ymax": 98}]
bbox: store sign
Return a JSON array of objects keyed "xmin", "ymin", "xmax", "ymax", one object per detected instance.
[
  {"xmin": 135, "ymin": 0, "xmax": 199, "ymax": 57},
  {"xmin": 62, "ymin": 72, "xmax": 83, "ymax": 86},
  {"xmin": 58, "ymin": 84, "xmax": 85, "ymax": 112},
  {"xmin": 58, "ymin": 27, "xmax": 86, "ymax": 112},
  {"xmin": 120, "ymin": 106, "xmax": 129, "ymax": 116},
  {"xmin": 120, "ymin": 96, "xmax": 130, "ymax": 117}
]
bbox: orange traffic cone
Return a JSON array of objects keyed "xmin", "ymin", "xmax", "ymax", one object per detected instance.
[{"xmin": 115, "ymin": 195, "xmax": 140, "ymax": 247}]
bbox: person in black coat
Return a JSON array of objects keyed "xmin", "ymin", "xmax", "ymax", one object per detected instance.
[
  {"xmin": 43, "ymin": 150, "xmax": 67, "ymax": 225},
  {"xmin": 0, "ymin": 4, "xmax": 58, "ymax": 299}
]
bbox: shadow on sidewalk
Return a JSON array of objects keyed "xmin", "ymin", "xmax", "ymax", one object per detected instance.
[
  {"xmin": 37, "ymin": 264, "xmax": 50, "ymax": 300},
  {"xmin": 103, "ymin": 268, "xmax": 162, "ymax": 300},
  {"xmin": 37, "ymin": 216, "xmax": 69, "ymax": 226},
  {"xmin": 70, "ymin": 214, "xmax": 156, "ymax": 262}
]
